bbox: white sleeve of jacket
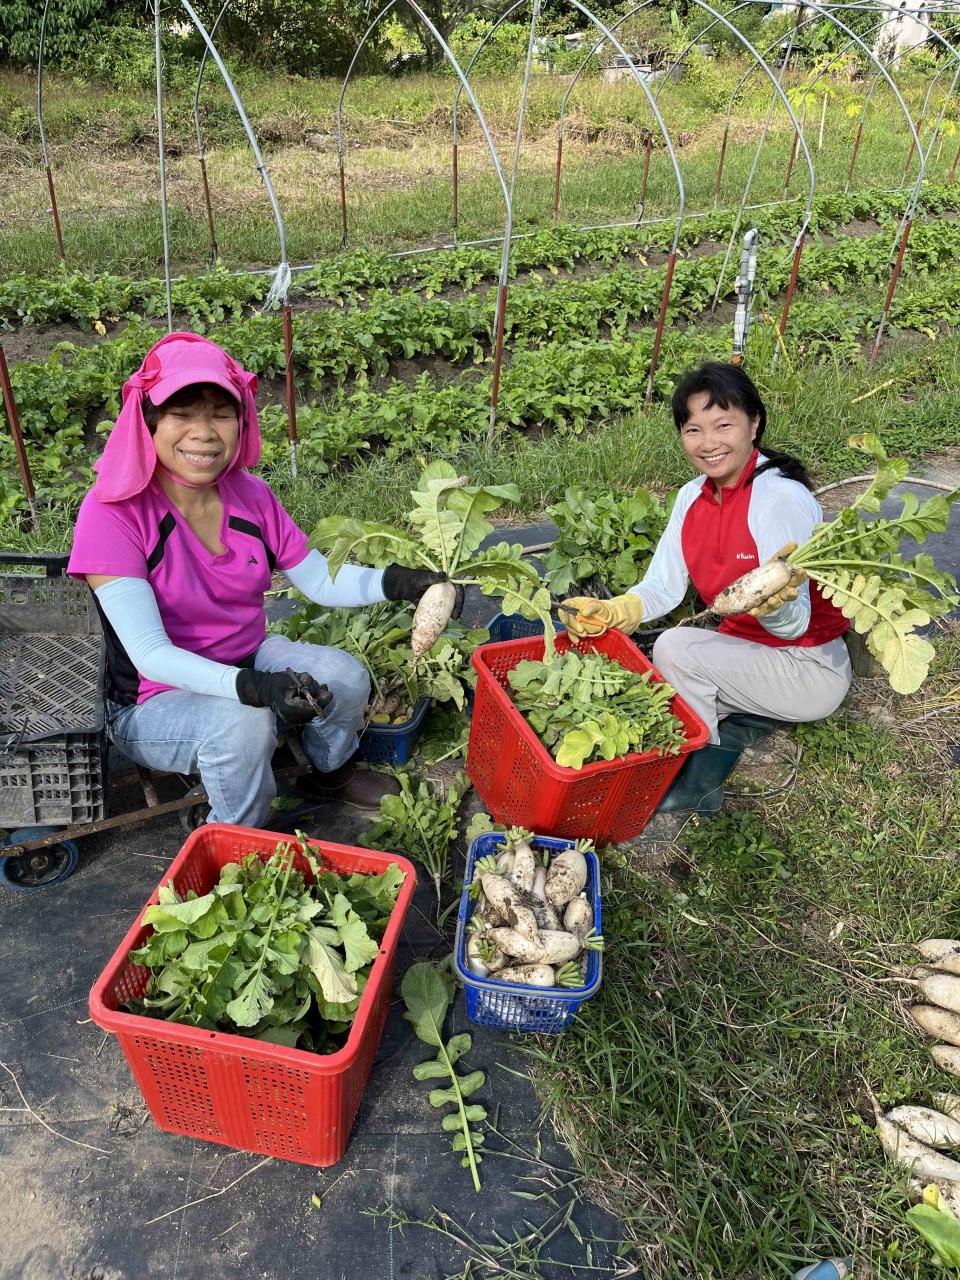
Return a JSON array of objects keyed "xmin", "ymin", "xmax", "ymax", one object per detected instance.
[
  {"xmin": 284, "ymin": 549, "xmax": 388, "ymax": 607},
  {"xmin": 95, "ymin": 577, "xmax": 241, "ymax": 699},
  {"xmin": 627, "ymin": 481, "xmax": 702, "ymax": 622},
  {"xmin": 747, "ymin": 470, "xmax": 823, "ymax": 640}
]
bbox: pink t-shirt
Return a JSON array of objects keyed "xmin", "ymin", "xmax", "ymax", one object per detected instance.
[{"xmin": 68, "ymin": 472, "xmax": 309, "ymax": 704}]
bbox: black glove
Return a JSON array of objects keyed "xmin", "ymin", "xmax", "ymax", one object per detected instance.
[
  {"xmin": 236, "ymin": 668, "xmax": 333, "ymax": 726},
  {"xmin": 382, "ymin": 564, "xmax": 464, "ymax": 618}
]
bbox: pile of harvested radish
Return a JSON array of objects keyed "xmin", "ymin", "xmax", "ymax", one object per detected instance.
[
  {"xmin": 464, "ymin": 829, "xmax": 603, "ymax": 990},
  {"xmin": 874, "ymin": 1092, "xmax": 960, "ymax": 1215},
  {"xmin": 903, "ymin": 939, "xmax": 960, "ymax": 1076}
]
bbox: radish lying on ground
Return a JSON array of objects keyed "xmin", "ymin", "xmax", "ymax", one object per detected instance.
[
  {"xmin": 911, "ymin": 1005, "xmax": 960, "ymax": 1046},
  {"xmin": 886, "ymin": 1106, "xmax": 960, "ymax": 1149},
  {"xmin": 463, "ymin": 836, "xmax": 602, "ymax": 993},
  {"xmin": 876, "ymin": 1115, "xmax": 960, "ymax": 1182},
  {"xmin": 683, "ymin": 436, "xmax": 960, "ymax": 694},
  {"xmin": 932, "ymin": 1046, "xmax": 960, "ymax": 1077}
]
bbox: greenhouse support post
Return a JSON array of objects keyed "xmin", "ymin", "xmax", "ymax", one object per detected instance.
[
  {"xmin": 0, "ymin": 345, "xmax": 39, "ymax": 529},
  {"xmin": 870, "ymin": 218, "xmax": 912, "ymax": 364}
]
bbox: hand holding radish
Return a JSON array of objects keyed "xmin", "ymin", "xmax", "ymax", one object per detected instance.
[{"xmin": 745, "ymin": 542, "xmax": 806, "ymax": 618}]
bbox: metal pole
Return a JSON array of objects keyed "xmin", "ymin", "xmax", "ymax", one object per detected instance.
[
  {"xmin": 452, "ymin": 0, "xmax": 526, "ymax": 244},
  {"xmin": 37, "ymin": 0, "xmax": 65, "ymax": 262},
  {"xmin": 714, "ymin": 119, "xmax": 730, "ymax": 208},
  {"xmin": 0, "ymin": 345, "xmax": 39, "ymax": 529},
  {"xmin": 553, "ymin": 0, "xmax": 659, "ymax": 228},
  {"xmin": 870, "ymin": 216, "xmax": 911, "ymax": 363},
  {"xmin": 155, "ymin": 0, "xmax": 173, "ymax": 332},
  {"xmin": 192, "ymin": 0, "xmax": 231, "ymax": 268},
  {"xmin": 282, "ymin": 304, "xmax": 298, "ymax": 478},
  {"xmin": 488, "ymin": 0, "xmax": 542, "ymax": 449},
  {"xmin": 551, "ymin": 132, "xmax": 564, "ymax": 225},
  {"xmin": 639, "ymin": 130, "xmax": 653, "ymax": 208},
  {"xmin": 732, "ymin": 228, "xmax": 759, "ymax": 364},
  {"xmin": 645, "ymin": 252, "xmax": 675, "ymax": 408},
  {"xmin": 778, "ymin": 232, "xmax": 806, "ymax": 337}
]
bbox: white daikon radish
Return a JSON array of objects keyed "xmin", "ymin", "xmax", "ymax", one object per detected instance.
[
  {"xmin": 923, "ymin": 974, "xmax": 960, "ymax": 1013},
  {"xmin": 932, "ymin": 1045, "xmax": 960, "ymax": 1076},
  {"xmin": 563, "ymin": 893, "xmax": 594, "ymax": 938},
  {"xmin": 412, "ymin": 581, "xmax": 457, "ymax": 658},
  {"xmin": 495, "ymin": 849, "xmax": 515, "ymax": 876},
  {"xmin": 487, "ymin": 927, "xmax": 581, "ymax": 965},
  {"xmin": 478, "ymin": 874, "xmax": 540, "ymax": 944},
  {"xmin": 530, "ymin": 865, "xmax": 561, "ymax": 931},
  {"xmin": 466, "ymin": 933, "xmax": 490, "ymax": 978},
  {"xmin": 497, "ymin": 964, "xmax": 556, "ymax": 988},
  {"xmin": 912, "ymin": 1004, "xmax": 960, "ymax": 1047},
  {"xmin": 933, "ymin": 1093, "xmax": 960, "ymax": 1121},
  {"xmin": 886, "ymin": 1105, "xmax": 960, "ymax": 1149},
  {"xmin": 509, "ymin": 833, "xmax": 536, "ymax": 894},
  {"xmin": 710, "ymin": 559, "xmax": 796, "ymax": 616},
  {"xmin": 876, "ymin": 1116, "xmax": 960, "ymax": 1181},
  {"xmin": 919, "ymin": 940, "xmax": 960, "ymax": 976},
  {"xmin": 544, "ymin": 848, "xmax": 587, "ymax": 908}
]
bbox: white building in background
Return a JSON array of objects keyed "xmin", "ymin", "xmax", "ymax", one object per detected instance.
[{"xmin": 770, "ymin": 0, "xmax": 944, "ymax": 59}]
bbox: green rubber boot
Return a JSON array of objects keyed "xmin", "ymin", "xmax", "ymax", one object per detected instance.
[
  {"xmin": 717, "ymin": 713, "xmax": 783, "ymax": 752},
  {"xmin": 656, "ymin": 743, "xmax": 743, "ymax": 816}
]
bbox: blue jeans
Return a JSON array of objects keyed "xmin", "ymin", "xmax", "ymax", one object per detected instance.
[{"xmin": 108, "ymin": 636, "xmax": 370, "ymax": 827}]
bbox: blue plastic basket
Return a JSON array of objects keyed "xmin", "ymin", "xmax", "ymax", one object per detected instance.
[
  {"xmin": 357, "ymin": 696, "xmax": 431, "ymax": 765},
  {"xmin": 485, "ymin": 612, "xmax": 548, "ymax": 643},
  {"xmin": 454, "ymin": 832, "xmax": 602, "ymax": 1033}
]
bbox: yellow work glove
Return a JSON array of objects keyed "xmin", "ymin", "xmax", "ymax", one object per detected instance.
[
  {"xmin": 560, "ymin": 594, "xmax": 645, "ymax": 640},
  {"xmin": 748, "ymin": 541, "xmax": 808, "ymax": 618}
]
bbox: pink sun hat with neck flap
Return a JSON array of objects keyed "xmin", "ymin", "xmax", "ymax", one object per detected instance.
[{"xmin": 93, "ymin": 331, "xmax": 262, "ymax": 504}]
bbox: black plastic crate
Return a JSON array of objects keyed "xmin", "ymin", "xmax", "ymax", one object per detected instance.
[{"xmin": 0, "ymin": 560, "xmax": 106, "ymax": 829}]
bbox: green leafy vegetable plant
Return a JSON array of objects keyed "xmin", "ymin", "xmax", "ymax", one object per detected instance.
[
  {"xmin": 400, "ymin": 962, "xmax": 486, "ymax": 1192},
  {"xmin": 125, "ymin": 839, "xmax": 404, "ymax": 1052},
  {"xmin": 361, "ymin": 770, "xmax": 471, "ymax": 903},
  {"xmin": 310, "ymin": 461, "xmax": 557, "ymax": 658},
  {"xmin": 280, "ymin": 600, "xmax": 487, "ymax": 714},
  {"xmin": 508, "ymin": 649, "xmax": 686, "ymax": 769},
  {"xmin": 543, "ymin": 486, "xmax": 671, "ymax": 598}
]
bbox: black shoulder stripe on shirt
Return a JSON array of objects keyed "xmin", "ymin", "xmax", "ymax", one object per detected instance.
[
  {"xmin": 146, "ymin": 512, "xmax": 177, "ymax": 573},
  {"xmin": 227, "ymin": 516, "xmax": 277, "ymax": 572}
]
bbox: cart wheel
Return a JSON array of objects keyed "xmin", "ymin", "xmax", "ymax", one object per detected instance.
[
  {"xmin": 178, "ymin": 785, "xmax": 210, "ymax": 836},
  {"xmin": 1, "ymin": 827, "xmax": 80, "ymax": 892}
]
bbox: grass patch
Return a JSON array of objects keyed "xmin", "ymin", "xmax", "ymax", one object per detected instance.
[{"xmin": 524, "ymin": 626, "xmax": 960, "ymax": 1278}]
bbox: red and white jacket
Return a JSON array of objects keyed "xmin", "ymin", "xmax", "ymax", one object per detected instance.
[{"xmin": 631, "ymin": 450, "xmax": 848, "ymax": 647}]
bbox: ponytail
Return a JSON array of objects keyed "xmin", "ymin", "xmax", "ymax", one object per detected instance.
[
  {"xmin": 672, "ymin": 361, "xmax": 814, "ymax": 492},
  {"xmin": 751, "ymin": 449, "xmax": 814, "ymax": 491}
]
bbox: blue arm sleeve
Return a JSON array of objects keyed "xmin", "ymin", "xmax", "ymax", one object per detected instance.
[
  {"xmin": 95, "ymin": 578, "xmax": 241, "ymax": 700},
  {"xmin": 284, "ymin": 549, "xmax": 387, "ymax": 607}
]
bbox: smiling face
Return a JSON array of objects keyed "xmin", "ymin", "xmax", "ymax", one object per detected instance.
[
  {"xmin": 677, "ymin": 390, "xmax": 759, "ymax": 489},
  {"xmin": 148, "ymin": 384, "xmax": 240, "ymax": 486}
]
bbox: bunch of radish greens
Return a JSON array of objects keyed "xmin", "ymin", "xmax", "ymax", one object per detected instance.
[
  {"xmin": 508, "ymin": 648, "xmax": 686, "ymax": 769},
  {"xmin": 709, "ymin": 435, "xmax": 959, "ymax": 695},
  {"xmin": 125, "ymin": 842, "xmax": 404, "ymax": 1053},
  {"xmin": 310, "ymin": 461, "xmax": 555, "ymax": 661}
]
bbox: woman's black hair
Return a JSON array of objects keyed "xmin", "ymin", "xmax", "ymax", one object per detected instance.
[
  {"xmin": 142, "ymin": 382, "xmax": 240, "ymax": 434},
  {"xmin": 671, "ymin": 361, "xmax": 814, "ymax": 491}
]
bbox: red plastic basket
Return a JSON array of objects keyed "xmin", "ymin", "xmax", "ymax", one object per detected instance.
[
  {"xmin": 466, "ymin": 630, "xmax": 709, "ymax": 843},
  {"xmin": 89, "ymin": 824, "xmax": 416, "ymax": 1168}
]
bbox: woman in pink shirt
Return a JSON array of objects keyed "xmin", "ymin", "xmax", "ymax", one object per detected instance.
[
  {"xmin": 562, "ymin": 362, "xmax": 852, "ymax": 816},
  {"xmin": 69, "ymin": 332, "xmax": 456, "ymax": 824}
]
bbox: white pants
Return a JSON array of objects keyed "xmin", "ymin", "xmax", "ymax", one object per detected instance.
[{"xmin": 651, "ymin": 627, "xmax": 852, "ymax": 744}]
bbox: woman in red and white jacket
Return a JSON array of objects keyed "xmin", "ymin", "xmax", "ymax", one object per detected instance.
[{"xmin": 562, "ymin": 361, "xmax": 852, "ymax": 815}]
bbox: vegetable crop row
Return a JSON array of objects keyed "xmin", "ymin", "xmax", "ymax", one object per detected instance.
[
  {"xmin": 2, "ymin": 182, "xmax": 958, "ymax": 332},
  {"xmin": 8, "ymin": 212, "xmax": 960, "ymax": 459}
]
